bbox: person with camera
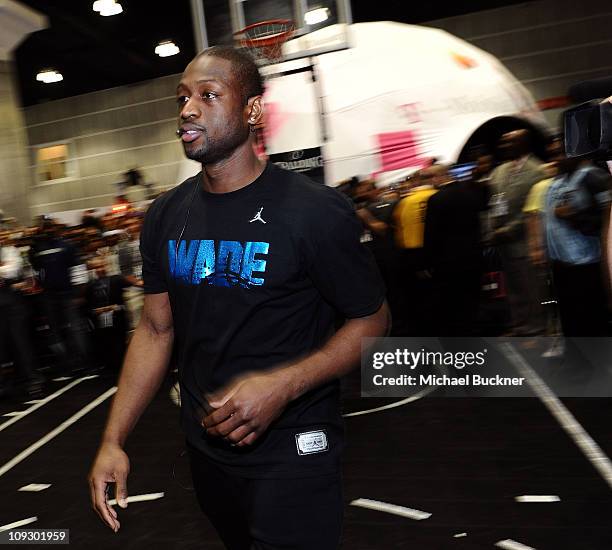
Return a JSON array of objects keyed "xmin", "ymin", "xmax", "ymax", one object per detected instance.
[{"xmin": 543, "ymin": 149, "xmax": 612, "ymax": 336}]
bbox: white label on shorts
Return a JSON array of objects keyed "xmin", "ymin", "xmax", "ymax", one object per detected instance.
[{"xmin": 295, "ymin": 430, "xmax": 328, "ymax": 455}]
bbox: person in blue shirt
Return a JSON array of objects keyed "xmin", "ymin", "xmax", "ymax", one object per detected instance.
[{"xmin": 544, "ymin": 154, "xmax": 612, "ymax": 336}]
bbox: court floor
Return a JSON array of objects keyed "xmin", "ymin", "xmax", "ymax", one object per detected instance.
[{"xmin": 0, "ymin": 354, "xmax": 611, "ymax": 550}]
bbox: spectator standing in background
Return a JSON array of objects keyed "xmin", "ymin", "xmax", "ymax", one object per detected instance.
[
  {"xmin": 544, "ymin": 154, "xmax": 612, "ymax": 336},
  {"xmin": 0, "ymin": 233, "xmax": 44, "ymax": 396},
  {"xmin": 489, "ymin": 130, "xmax": 546, "ymax": 335},
  {"xmin": 523, "ymin": 138, "xmax": 564, "ymax": 268},
  {"xmin": 392, "ymin": 164, "xmax": 443, "ymax": 334},
  {"xmin": 29, "ymin": 218, "xmax": 90, "ymax": 374},
  {"xmin": 82, "ymin": 209, "xmax": 104, "ymax": 232},
  {"xmin": 424, "ymin": 165, "xmax": 490, "ymax": 335},
  {"xmin": 85, "ymin": 257, "xmax": 138, "ymax": 374},
  {"xmin": 118, "ymin": 218, "xmax": 144, "ymax": 329},
  {"xmin": 354, "ymin": 180, "xmax": 401, "ymax": 331}
]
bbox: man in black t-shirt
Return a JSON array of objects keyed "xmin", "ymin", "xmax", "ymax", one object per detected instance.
[
  {"xmin": 89, "ymin": 46, "xmax": 388, "ymax": 549},
  {"xmin": 424, "ymin": 176, "xmax": 490, "ymax": 335},
  {"xmin": 85, "ymin": 257, "xmax": 140, "ymax": 373},
  {"xmin": 30, "ymin": 220, "xmax": 90, "ymax": 374}
]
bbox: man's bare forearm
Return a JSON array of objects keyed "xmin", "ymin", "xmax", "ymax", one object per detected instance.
[
  {"xmin": 101, "ymin": 322, "xmax": 174, "ymax": 448},
  {"xmin": 281, "ymin": 301, "xmax": 390, "ymax": 401}
]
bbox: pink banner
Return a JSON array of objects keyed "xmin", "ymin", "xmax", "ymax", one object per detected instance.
[{"xmin": 375, "ymin": 130, "xmax": 428, "ymax": 174}]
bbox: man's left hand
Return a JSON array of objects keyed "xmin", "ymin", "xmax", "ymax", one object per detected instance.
[{"xmin": 202, "ymin": 370, "xmax": 294, "ymax": 447}]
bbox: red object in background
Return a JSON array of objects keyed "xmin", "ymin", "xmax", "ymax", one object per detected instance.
[{"xmin": 536, "ymin": 96, "xmax": 570, "ymax": 111}]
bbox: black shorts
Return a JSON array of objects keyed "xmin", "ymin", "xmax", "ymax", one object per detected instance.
[{"xmin": 187, "ymin": 443, "xmax": 343, "ymax": 550}]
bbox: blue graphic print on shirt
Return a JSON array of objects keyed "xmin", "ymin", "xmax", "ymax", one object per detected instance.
[{"xmin": 168, "ymin": 239, "xmax": 269, "ymax": 288}]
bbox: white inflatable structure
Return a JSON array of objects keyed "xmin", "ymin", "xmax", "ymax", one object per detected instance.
[{"xmin": 180, "ymin": 21, "xmax": 549, "ymax": 186}]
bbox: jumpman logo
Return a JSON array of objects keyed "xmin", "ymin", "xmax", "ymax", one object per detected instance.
[{"xmin": 249, "ymin": 207, "xmax": 266, "ymax": 224}]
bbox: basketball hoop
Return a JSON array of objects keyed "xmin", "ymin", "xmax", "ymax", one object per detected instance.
[{"xmin": 234, "ymin": 19, "xmax": 295, "ymax": 64}]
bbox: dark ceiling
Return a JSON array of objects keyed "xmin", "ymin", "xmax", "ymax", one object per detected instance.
[
  {"xmin": 15, "ymin": 0, "xmax": 528, "ymax": 107},
  {"xmin": 15, "ymin": 0, "xmax": 197, "ymax": 106}
]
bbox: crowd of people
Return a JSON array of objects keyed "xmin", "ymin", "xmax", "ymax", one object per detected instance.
[
  {"xmin": 348, "ymin": 129, "xmax": 612, "ymax": 339},
  {"xmin": 1, "ymin": 128, "xmax": 611, "ymax": 399},
  {"xmin": 0, "ymin": 203, "xmax": 146, "ymax": 398}
]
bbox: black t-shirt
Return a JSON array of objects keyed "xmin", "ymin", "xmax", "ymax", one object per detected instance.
[
  {"xmin": 140, "ymin": 163, "xmax": 384, "ymax": 478},
  {"xmin": 86, "ymin": 275, "xmax": 129, "ymax": 309},
  {"xmin": 30, "ymin": 237, "xmax": 77, "ymax": 291},
  {"xmin": 568, "ymin": 166, "xmax": 612, "ymax": 235},
  {"xmin": 86, "ymin": 275, "xmax": 130, "ymax": 331},
  {"xmin": 424, "ymin": 181, "xmax": 490, "ymax": 271}
]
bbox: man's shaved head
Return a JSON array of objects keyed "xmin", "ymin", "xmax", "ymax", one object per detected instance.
[{"xmin": 194, "ymin": 46, "xmax": 264, "ymax": 104}]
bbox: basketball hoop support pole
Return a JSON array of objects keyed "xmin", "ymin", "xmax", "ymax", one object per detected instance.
[
  {"xmin": 230, "ymin": 0, "xmax": 246, "ymax": 37},
  {"xmin": 190, "ymin": 0, "xmax": 209, "ymax": 51},
  {"xmin": 310, "ymin": 57, "xmax": 328, "ymax": 143},
  {"xmin": 293, "ymin": 0, "xmax": 308, "ymax": 31}
]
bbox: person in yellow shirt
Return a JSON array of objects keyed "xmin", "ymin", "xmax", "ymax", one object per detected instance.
[
  {"xmin": 523, "ymin": 161, "xmax": 559, "ymax": 266},
  {"xmin": 392, "ymin": 165, "xmax": 448, "ymax": 334},
  {"xmin": 394, "ymin": 168, "xmax": 443, "ymax": 249}
]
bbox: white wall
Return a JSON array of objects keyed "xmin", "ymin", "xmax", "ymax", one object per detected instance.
[
  {"xmin": 23, "ymin": 72, "xmax": 185, "ymax": 218},
  {"xmin": 0, "ymin": 60, "xmax": 35, "ymax": 223}
]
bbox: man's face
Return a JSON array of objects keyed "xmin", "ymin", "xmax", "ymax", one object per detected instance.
[
  {"xmin": 476, "ymin": 154, "xmax": 493, "ymax": 176},
  {"xmin": 353, "ymin": 181, "xmax": 377, "ymax": 203},
  {"xmin": 498, "ymin": 134, "xmax": 517, "ymax": 161},
  {"xmin": 176, "ymin": 56, "xmax": 250, "ymax": 164},
  {"xmin": 547, "ymin": 139, "xmax": 564, "ymax": 163}
]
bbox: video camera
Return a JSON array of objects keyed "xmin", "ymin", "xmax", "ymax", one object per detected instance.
[
  {"xmin": 564, "ymin": 76, "xmax": 612, "ymax": 160},
  {"xmin": 564, "ymin": 99, "xmax": 612, "ymax": 159}
]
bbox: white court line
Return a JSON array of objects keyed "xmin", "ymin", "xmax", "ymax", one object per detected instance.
[
  {"xmin": 0, "ymin": 387, "xmax": 117, "ymax": 478},
  {"xmin": 500, "ymin": 343, "xmax": 612, "ymax": 490},
  {"xmin": 19, "ymin": 483, "xmax": 51, "ymax": 492},
  {"xmin": 52, "ymin": 377, "xmax": 73, "ymax": 382},
  {"xmin": 0, "ymin": 517, "xmax": 38, "ymax": 532},
  {"xmin": 0, "ymin": 375, "xmax": 98, "ymax": 433},
  {"xmin": 453, "ymin": 533, "xmax": 468, "ymax": 538},
  {"xmin": 515, "ymin": 495, "xmax": 560, "ymax": 503},
  {"xmin": 107, "ymin": 492, "xmax": 165, "ymax": 505},
  {"xmin": 350, "ymin": 498, "xmax": 431, "ymax": 520},
  {"xmin": 23, "ymin": 400, "xmax": 42, "ymax": 405},
  {"xmin": 343, "ymin": 385, "xmax": 437, "ymax": 418},
  {"xmin": 2, "ymin": 412, "xmax": 23, "ymax": 418},
  {"xmin": 495, "ymin": 539, "xmax": 536, "ymax": 550}
]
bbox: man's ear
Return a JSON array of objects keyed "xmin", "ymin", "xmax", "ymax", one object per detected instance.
[{"xmin": 247, "ymin": 96, "xmax": 264, "ymax": 129}]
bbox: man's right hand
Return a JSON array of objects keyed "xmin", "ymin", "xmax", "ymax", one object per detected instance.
[{"xmin": 88, "ymin": 442, "xmax": 130, "ymax": 533}]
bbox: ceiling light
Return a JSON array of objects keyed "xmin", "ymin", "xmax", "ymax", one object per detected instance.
[
  {"xmin": 155, "ymin": 41, "xmax": 180, "ymax": 57},
  {"xmin": 92, "ymin": 0, "xmax": 114, "ymax": 12},
  {"xmin": 36, "ymin": 69, "xmax": 63, "ymax": 84},
  {"xmin": 305, "ymin": 7, "xmax": 330, "ymax": 25},
  {"xmin": 100, "ymin": 3, "xmax": 123, "ymax": 16},
  {"xmin": 93, "ymin": 0, "xmax": 123, "ymax": 16}
]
